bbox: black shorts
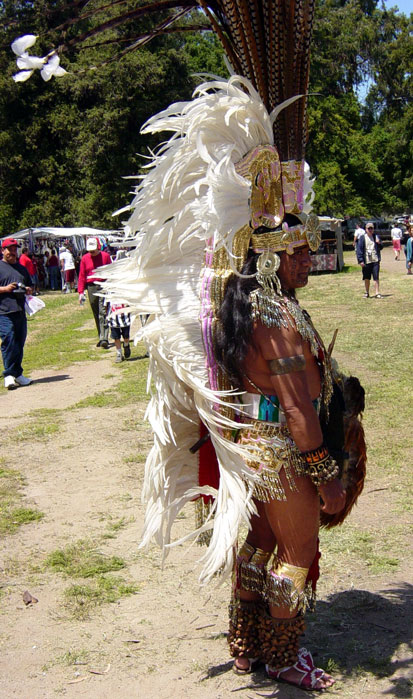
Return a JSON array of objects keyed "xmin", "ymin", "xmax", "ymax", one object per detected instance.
[
  {"xmin": 362, "ymin": 261, "xmax": 380, "ymax": 281},
  {"xmin": 110, "ymin": 326, "xmax": 130, "ymax": 341}
]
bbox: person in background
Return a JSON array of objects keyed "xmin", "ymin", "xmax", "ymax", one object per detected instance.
[
  {"xmin": 105, "ymin": 300, "xmax": 132, "ymax": 363},
  {"xmin": 78, "ymin": 238, "xmax": 112, "ymax": 348},
  {"xmin": 43, "ymin": 251, "xmax": 50, "ymax": 288},
  {"xmin": 391, "ymin": 223, "xmax": 402, "ymax": 261},
  {"xmin": 19, "ymin": 247, "xmax": 35, "ymax": 283},
  {"xmin": 356, "ymin": 222, "xmax": 383, "ymax": 298},
  {"xmin": 29, "ymin": 253, "xmax": 39, "ymax": 294},
  {"xmin": 59, "ymin": 245, "xmax": 76, "ymax": 293},
  {"xmin": 47, "ymin": 249, "xmax": 59, "ymax": 290},
  {"xmin": 0, "ymin": 238, "xmax": 33, "ymax": 390},
  {"xmin": 353, "ymin": 221, "xmax": 365, "ymax": 249},
  {"xmin": 406, "ymin": 224, "xmax": 413, "ymax": 275},
  {"xmin": 401, "ymin": 223, "xmax": 411, "ymax": 270}
]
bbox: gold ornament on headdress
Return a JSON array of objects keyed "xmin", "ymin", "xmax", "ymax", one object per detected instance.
[{"xmin": 235, "ymin": 145, "xmax": 284, "ymax": 229}]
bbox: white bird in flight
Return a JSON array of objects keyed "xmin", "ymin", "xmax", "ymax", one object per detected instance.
[{"xmin": 11, "ymin": 34, "xmax": 67, "ymax": 82}]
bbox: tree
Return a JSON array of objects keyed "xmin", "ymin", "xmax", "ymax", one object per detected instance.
[{"xmin": 0, "ymin": 2, "xmax": 226, "ymax": 232}]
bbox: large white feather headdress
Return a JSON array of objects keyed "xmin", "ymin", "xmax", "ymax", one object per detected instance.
[{"xmin": 101, "ymin": 75, "xmax": 315, "ymax": 585}]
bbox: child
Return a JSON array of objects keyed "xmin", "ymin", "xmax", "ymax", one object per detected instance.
[{"xmin": 105, "ymin": 301, "xmax": 132, "ymax": 362}]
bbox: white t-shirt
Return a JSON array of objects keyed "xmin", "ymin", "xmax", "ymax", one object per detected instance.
[
  {"xmin": 59, "ymin": 250, "xmax": 75, "ymax": 271},
  {"xmin": 391, "ymin": 226, "xmax": 402, "ymax": 241},
  {"xmin": 364, "ymin": 234, "xmax": 378, "ymax": 263},
  {"xmin": 354, "ymin": 226, "xmax": 364, "ymax": 241}
]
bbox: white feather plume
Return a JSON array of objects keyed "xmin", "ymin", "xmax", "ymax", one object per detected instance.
[{"xmin": 100, "ymin": 76, "xmax": 313, "ymax": 584}]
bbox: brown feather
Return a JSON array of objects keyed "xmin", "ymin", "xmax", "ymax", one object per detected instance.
[{"xmin": 320, "ymin": 376, "xmax": 367, "ymax": 528}]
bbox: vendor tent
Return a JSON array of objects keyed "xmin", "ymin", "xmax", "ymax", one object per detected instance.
[{"xmin": 1, "ymin": 227, "xmax": 123, "ymax": 256}]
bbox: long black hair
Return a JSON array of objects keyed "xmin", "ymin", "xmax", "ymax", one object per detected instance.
[
  {"xmin": 213, "ymin": 252, "xmax": 260, "ymax": 389},
  {"xmin": 213, "ymin": 215, "xmax": 302, "ymax": 388}
]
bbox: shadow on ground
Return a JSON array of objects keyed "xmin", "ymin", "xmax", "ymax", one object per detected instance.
[
  {"xmin": 31, "ymin": 374, "xmax": 71, "ymax": 384},
  {"xmin": 201, "ymin": 585, "xmax": 412, "ymax": 697}
]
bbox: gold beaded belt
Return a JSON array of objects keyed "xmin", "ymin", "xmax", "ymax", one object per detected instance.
[{"xmin": 236, "ymin": 417, "xmax": 306, "ymax": 502}]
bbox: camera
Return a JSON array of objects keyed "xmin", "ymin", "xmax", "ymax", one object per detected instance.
[{"xmin": 12, "ymin": 282, "xmax": 27, "ymax": 294}]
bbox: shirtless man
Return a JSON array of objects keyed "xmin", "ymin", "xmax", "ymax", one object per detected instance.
[{"xmin": 214, "ymin": 222, "xmax": 346, "ymax": 690}]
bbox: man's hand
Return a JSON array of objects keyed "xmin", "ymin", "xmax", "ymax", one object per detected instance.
[
  {"xmin": 2, "ymin": 282, "xmax": 17, "ymax": 293},
  {"xmin": 79, "ymin": 293, "xmax": 86, "ymax": 305},
  {"xmin": 319, "ymin": 478, "xmax": 346, "ymax": 514},
  {"xmin": 25, "ymin": 286, "xmax": 33, "ymax": 295}
]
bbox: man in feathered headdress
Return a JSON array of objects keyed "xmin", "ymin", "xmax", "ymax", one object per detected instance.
[
  {"xmin": 10, "ymin": 1, "xmax": 366, "ymax": 690},
  {"xmin": 98, "ymin": 73, "xmax": 368, "ymax": 689}
]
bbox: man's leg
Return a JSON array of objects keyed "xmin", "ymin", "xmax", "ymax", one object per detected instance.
[
  {"xmin": 122, "ymin": 327, "xmax": 131, "ymax": 358},
  {"xmin": 87, "ymin": 285, "xmax": 101, "ymax": 338},
  {"xmin": 233, "ymin": 470, "xmax": 334, "ymax": 689},
  {"xmin": 363, "ymin": 265, "xmax": 371, "ymax": 296},
  {"xmin": 98, "ymin": 295, "xmax": 109, "ymax": 343},
  {"xmin": 373, "ymin": 263, "xmax": 380, "ymax": 296},
  {"xmin": 262, "ymin": 471, "xmax": 333, "ymax": 688},
  {"xmin": 0, "ymin": 313, "xmax": 25, "ymax": 378}
]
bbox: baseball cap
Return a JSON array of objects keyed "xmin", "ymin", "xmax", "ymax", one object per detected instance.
[
  {"xmin": 86, "ymin": 238, "xmax": 99, "ymax": 251},
  {"xmin": 1, "ymin": 238, "xmax": 18, "ymax": 248},
  {"xmin": 366, "ymin": 222, "xmax": 374, "ymax": 229}
]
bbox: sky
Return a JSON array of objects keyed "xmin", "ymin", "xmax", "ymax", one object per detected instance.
[{"xmin": 383, "ymin": 0, "xmax": 411, "ymax": 15}]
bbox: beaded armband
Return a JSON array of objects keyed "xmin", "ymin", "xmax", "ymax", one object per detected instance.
[{"xmin": 301, "ymin": 444, "xmax": 339, "ymax": 486}]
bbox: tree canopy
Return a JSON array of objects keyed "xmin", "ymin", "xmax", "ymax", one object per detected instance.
[{"xmin": 0, "ymin": 0, "xmax": 411, "ymax": 233}]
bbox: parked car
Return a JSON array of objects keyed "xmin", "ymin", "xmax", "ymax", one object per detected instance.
[{"xmin": 341, "ymin": 216, "xmax": 393, "ymax": 241}]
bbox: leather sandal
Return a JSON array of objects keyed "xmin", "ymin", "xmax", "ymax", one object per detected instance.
[
  {"xmin": 233, "ymin": 657, "xmax": 260, "ymax": 675},
  {"xmin": 265, "ymin": 647, "xmax": 334, "ymax": 690}
]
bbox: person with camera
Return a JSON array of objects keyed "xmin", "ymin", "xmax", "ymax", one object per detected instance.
[
  {"xmin": 0, "ymin": 238, "xmax": 33, "ymax": 390},
  {"xmin": 356, "ymin": 222, "xmax": 383, "ymax": 298}
]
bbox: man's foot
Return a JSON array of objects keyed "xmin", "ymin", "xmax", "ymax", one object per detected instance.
[
  {"xmin": 266, "ymin": 648, "xmax": 335, "ymax": 691},
  {"xmin": 4, "ymin": 375, "xmax": 18, "ymax": 390},
  {"xmin": 115, "ymin": 353, "xmax": 124, "ymax": 363},
  {"xmin": 375, "ymin": 294, "xmax": 382, "ymax": 298},
  {"xmin": 96, "ymin": 340, "xmax": 102, "ymax": 347},
  {"xmin": 363, "ymin": 292, "xmax": 369, "ymax": 298},
  {"xmin": 15, "ymin": 374, "xmax": 32, "ymax": 386},
  {"xmin": 100, "ymin": 340, "xmax": 109, "ymax": 349},
  {"xmin": 233, "ymin": 657, "xmax": 260, "ymax": 675},
  {"xmin": 123, "ymin": 343, "xmax": 131, "ymax": 359}
]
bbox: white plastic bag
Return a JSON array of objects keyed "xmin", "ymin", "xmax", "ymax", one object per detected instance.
[{"xmin": 25, "ymin": 295, "xmax": 45, "ymax": 316}]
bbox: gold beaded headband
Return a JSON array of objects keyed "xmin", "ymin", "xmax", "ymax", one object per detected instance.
[{"xmin": 250, "ymin": 214, "xmax": 321, "ymax": 256}]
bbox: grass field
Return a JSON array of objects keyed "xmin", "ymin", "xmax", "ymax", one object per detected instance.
[{"xmin": 0, "ymin": 249, "xmax": 411, "ymax": 696}]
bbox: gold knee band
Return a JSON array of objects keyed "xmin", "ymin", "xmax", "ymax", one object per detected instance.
[
  {"xmin": 259, "ymin": 610, "xmax": 305, "ymax": 668},
  {"xmin": 228, "ymin": 599, "xmax": 264, "ymax": 659},
  {"xmin": 235, "ymin": 541, "xmax": 272, "ymax": 594},
  {"xmin": 266, "ymin": 557, "xmax": 310, "ymax": 613}
]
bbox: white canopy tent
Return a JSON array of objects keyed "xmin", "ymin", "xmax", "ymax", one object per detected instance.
[
  {"xmin": 2, "ymin": 226, "xmax": 119, "ymax": 242},
  {"xmin": 1, "ymin": 227, "xmax": 126, "ymax": 256}
]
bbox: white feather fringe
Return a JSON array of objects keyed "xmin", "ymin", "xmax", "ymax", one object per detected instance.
[{"xmin": 100, "ymin": 76, "xmax": 313, "ymax": 585}]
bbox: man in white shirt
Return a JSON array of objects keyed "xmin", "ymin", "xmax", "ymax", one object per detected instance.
[
  {"xmin": 391, "ymin": 224, "xmax": 402, "ymax": 261},
  {"xmin": 353, "ymin": 222, "xmax": 365, "ymax": 249},
  {"xmin": 59, "ymin": 246, "xmax": 76, "ymax": 293}
]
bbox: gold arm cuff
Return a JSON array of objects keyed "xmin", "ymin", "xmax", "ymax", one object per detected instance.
[{"xmin": 268, "ymin": 354, "xmax": 305, "ymax": 375}]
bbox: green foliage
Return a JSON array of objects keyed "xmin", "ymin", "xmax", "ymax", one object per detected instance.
[{"xmin": 0, "ymin": 0, "xmax": 411, "ymax": 225}]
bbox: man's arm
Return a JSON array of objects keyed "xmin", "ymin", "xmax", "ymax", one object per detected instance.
[
  {"xmin": 77, "ymin": 256, "xmax": 88, "ymax": 296},
  {"xmin": 257, "ymin": 323, "xmax": 346, "ymax": 513},
  {"xmin": 0, "ymin": 282, "xmax": 17, "ymax": 293}
]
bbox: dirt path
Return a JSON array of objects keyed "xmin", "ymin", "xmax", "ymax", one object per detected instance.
[{"xmin": 0, "ymin": 340, "xmax": 411, "ymax": 697}]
